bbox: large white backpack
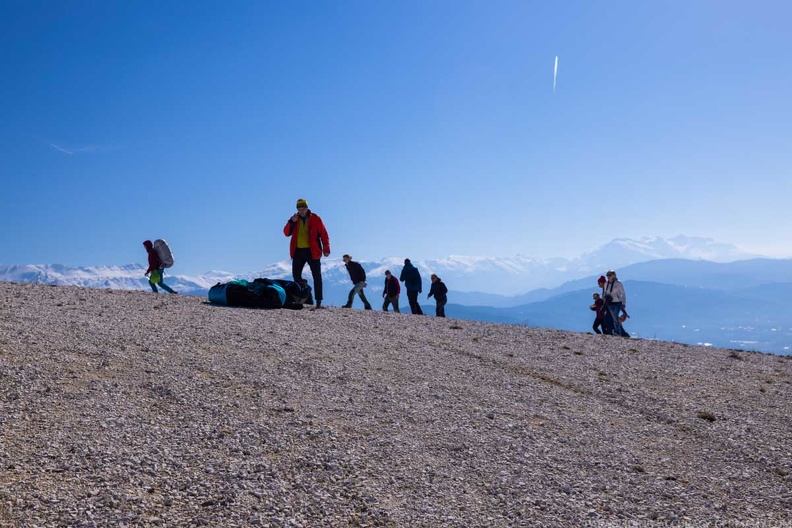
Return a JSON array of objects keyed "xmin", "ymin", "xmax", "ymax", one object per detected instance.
[{"xmin": 152, "ymin": 239, "xmax": 174, "ymax": 268}]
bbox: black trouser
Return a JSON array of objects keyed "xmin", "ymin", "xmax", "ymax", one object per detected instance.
[
  {"xmin": 435, "ymin": 299, "xmax": 446, "ymax": 317},
  {"xmin": 292, "ymin": 248, "xmax": 323, "ymax": 301},
  {"xmin": 406, "ymin": 290, "xmax": 423, "ymax": 314},
  {"xmin": 602, "ymin": 308, "xmax": 614, "ymax": 335},
  {"xmin": 383, "ymin": 296, "xmax": 400, "ymax": 313},
  {"xmin": 593, "ymin": 318, "xmax": 604, "ymax": 334}
]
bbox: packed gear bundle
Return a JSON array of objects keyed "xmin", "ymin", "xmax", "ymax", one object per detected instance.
[
  {"xmin": 208, "ymin": 278, "xmax": 312, "ymax": 309},
  {"xmin": 152, "ymin": 239, "xmax": 174, "ymax": 268}
]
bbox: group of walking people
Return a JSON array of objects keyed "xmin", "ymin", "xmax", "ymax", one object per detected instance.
[
  {"xmin": 284, "ymin": 198, "xmax": 449, "ymax": 316},
  {"xmin": 344, "ymin": 256, "xmax": 448, "ymax": 317},
  {"xmin": 590, "ymin": 270, "xmax": 629, "ymax": 337}
]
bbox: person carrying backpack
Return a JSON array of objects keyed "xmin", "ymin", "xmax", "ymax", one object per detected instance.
[
  {"xmin": 428, "ymin": 274, "xmax": 448, "ymax": 317},
  {"xmin": 399, "ymin": 258, "xmax": 424, "ymax": 315},
  {"xmin": 143, "ymin": 240, "xmax": 177, "ymax": 294},
  {"xmin": 342, "ymin": 254, "xmax": 372, "ymax": 310}
]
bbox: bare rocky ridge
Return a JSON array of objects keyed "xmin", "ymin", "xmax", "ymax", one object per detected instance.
[{"xmin": 1, "ymin": 282, "xmax": 790, "ymax": 527}]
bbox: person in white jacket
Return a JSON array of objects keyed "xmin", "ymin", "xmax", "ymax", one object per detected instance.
[{"xmin": 603, "ymin": 270, "xmax": 628, "ymax": 337}]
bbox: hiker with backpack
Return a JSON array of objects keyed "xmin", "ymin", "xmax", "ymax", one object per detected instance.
[
  {"xmin": 382, "ymin": 270, "xmax": 400, "ymax": 313},
  {"xmin": 143, "ymin": 239, "xmax": 177, "ymax": 294},
  {"xmin": 342, "ymin": 254, "xmax": 372, "ymax": 310},
  {"xmin": 283, "ymin": 198, "xmax": 330, "ymax": 309},
  {"xmin": 428, "ymin": 274, "xmax": 448, "ymax": 318},
  {"xmin": 399, "ymin": 258, "xmax": 424, "ymax": 315}
]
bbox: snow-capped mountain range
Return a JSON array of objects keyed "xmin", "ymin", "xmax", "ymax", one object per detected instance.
[{"xmin": 0, "ymin": 236, "xmax": 758, "ymax": 297}]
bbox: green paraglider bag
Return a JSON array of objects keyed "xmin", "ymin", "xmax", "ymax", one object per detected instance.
[{"xmin": 150, "ymin": 269, "xmax": 162, "ymax": 284}]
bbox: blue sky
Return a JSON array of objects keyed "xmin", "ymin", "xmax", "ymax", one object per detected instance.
[{"xmin": 1, "ymin": 0, "xmax": 790, "ymax": 275}]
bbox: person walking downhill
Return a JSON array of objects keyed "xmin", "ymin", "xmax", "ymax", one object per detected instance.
[
  {"xmin": 283, "ymin": 198, "xmax": 330, "ymax": 308},
  {"xmin": 382, "ymin": 270, "xmax": 400, "ymax": 313},
  {"xmin": 603, "ymin": 270, "xmax": 628, "ymax": 337},
  {"xmin": 143, "ymin": 240, "xmax": 177, "ymax": 294},
  {"xmin": 342, "ymin": 254, "xmax": 372, "ymax": 310},
  {"xmin": 428, "ymin": 274, "xmax": 448, "ymax": 317},
  {"xmin": 399, "ymin": 258, "xmax": 424, "ymax": 315}
]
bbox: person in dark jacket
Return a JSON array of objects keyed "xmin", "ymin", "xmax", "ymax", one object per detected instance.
[
  {"xmin": 143, "ymin": 240, "xmax": 177, "ymax": 294},
  {"xmin": 399, "ymin": 258, "xmax": 424, "ymax": 315},
  {"xmin": 382, "ymin": 270, "xmax": 400, "ymax": 313},
  {"xmin": 590, "ymin": 292, "xmax": 607, "ymax": 334},
  {"xmin": 596, "ymin": 275, "xmax": 615, "ymax": 335},
  {"xmin": 428, "ymin": 274, "xmax": 448, "ymax": 317},
  {"xmin": 342, "ymin": 254, "xmax": 372, "ymax": 310},
  {"xmin": 283, "ymin": 198, "xmax": 330, "ymax": 308}
]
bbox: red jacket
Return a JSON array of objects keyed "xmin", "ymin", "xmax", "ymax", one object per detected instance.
[
  {"xmin": 283, "ymin": 210, "xmax": 330, "ymax": 260},
  {"xmin": 384, "ymin": 275, "xmax": 400, "ymax": 297},
  {"xmin": 590, "ymin": 298, "xmax": 607, "ymax": 319},
  {"xmin": 143, "ymin": 240, "xmax": 161, "ymax": 274}
]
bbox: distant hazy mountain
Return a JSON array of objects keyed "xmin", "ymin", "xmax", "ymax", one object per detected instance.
[
  {"xmin": 445, "ymin": 275, "xmax": 792, "ymax": 356},
  {"xmin": 458, "ymin": 257, "xmax": 792, "ymax": 307},
  {"xmin": 320, "ymin": 235, "xmax": 758, "ymax": 298},
  {"xmin": 0, "ymin": 264, "xmax": 235, "ymax": 296},
  {"xmin": 574, "ymin": 235, "xmax": 753, "ymax": 270},
  {"xmin": 0, "ymin": 235, "xmax": 756, "ymax": 297}
]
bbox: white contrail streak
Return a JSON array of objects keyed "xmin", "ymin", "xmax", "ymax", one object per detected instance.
[
  {"xmin": 48, "ymin": 143, "xmax": 74, "ymax": 155},
  {"xmin": 553, "ymin": 55, "xmax": 558, "ymax": 92}
]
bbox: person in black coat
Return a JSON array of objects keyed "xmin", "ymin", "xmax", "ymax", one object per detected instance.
[
  {"xmin": 399, "ymin": 258, "xmax": 424, "ymax": 315},
  {"xmin": 428, "ymin": 274, "xmax": 448, "ymax": 317},
  {"xmin": 342, "ymin": 254, "xmax": 372, "ymax": 310},
  {"xmin": 382, "ymin": 270, "xmax": 401, "ymax": 313}
]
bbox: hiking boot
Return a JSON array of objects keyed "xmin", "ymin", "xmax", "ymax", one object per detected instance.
[
  {"xmin": 364, "ymin": 305, "xmax": 372, "ymax": 310},
  {"xmin": 342, "ymin": 304, "xmax": 352, "ymax": 309}
]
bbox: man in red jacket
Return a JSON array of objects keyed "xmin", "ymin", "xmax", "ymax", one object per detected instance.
[{"xmin": 283, "ymin": 198, "xmax": 331, "ymax": 308}]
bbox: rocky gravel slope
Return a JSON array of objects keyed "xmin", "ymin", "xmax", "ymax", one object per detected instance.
[{"xmin": 0, "ymin": 282, "xmax": 790, "ymax": 527}]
